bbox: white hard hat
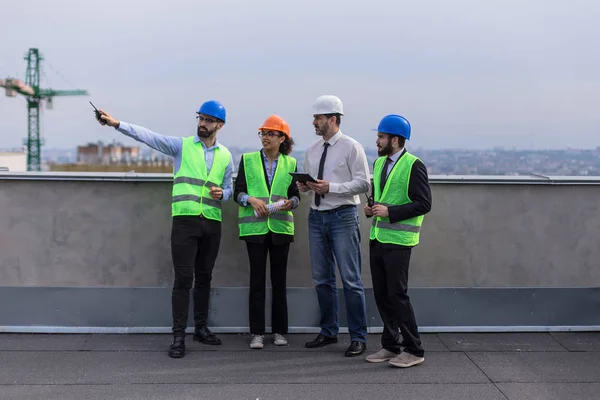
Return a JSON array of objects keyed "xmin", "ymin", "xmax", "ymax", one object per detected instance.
[{"xmin": 312, "ymin": 95, "xmax": 344, "ymax": 115}]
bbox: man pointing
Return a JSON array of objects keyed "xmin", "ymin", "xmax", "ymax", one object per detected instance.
[{"xmin": 96, "ymin": 101, "xmax": 234, "ymax": 358}]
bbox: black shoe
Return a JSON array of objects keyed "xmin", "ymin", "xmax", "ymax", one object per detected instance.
[
  {"xmin": 305, "ymin": 333, "xmax": 338, "ymax": 348},
  {"xmin": 168, "ymin": 336, "xmax": 185, "ymax": 358},
  {"xmin": 193, "ymin": 326, "xmax": 222, "ymax": 345},
  {"xmin": 345, "ymin": 341, "xmax": 366, "ymax": 357}
]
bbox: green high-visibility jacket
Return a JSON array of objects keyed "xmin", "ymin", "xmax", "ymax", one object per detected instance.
[
  {"xmin": 370, "ymin": 152, "xmax": 424, "ymax": 246},
  {"xmin": 172, "ymin": 136, "xmax": 231, "ymax": 221},
  {"xmin": 238, "ymin": 151, "xmax": 296, "ymax": 236}
]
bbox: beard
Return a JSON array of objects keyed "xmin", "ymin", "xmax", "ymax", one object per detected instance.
[
  {"xmin": 197, "ymin": 126, "xmax": 217, "ymax": 138},
  {"xmin": 377, "ymin": 141, "xmax": 394, "ymax": 157},
  {"xmin": 314, "ymin": 124, "xmax": 328, "ymax": 136}
]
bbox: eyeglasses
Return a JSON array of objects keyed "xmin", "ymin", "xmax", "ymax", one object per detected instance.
[
  {"xmin": 258, "ymin": 131, "xmax": 282, "ymax": 138},
  {"xmin": 197, "ymin": 115, "xmax": 218, "ymax": 124}
]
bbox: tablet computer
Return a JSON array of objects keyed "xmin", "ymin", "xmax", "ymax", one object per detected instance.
[{"xmin": 289, "ymin": 172, "xmax": 318, "ymax": 183}]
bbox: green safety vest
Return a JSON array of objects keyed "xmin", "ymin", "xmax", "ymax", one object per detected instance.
[
  {"xmin": 172, "ymin": 136, "xmax": 231, "ymax": 221},
  {"xmin": 369, "ymin": 151, "xmax": 424, "ymax": 246},
  {"xmin": 238, "ymin": 151, "xmax": 296, "ymax": 236}
]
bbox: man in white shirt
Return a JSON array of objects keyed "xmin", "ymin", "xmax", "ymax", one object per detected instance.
[{"xmin": 297, "ymin": 95, "xmax": 371, "ymax": 357}]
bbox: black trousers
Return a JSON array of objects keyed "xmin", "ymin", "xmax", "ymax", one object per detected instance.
[
  {"xmin": 171, "ymin": 216, "xmax": 221, "ymax": 337},
  {"xmin": 246, "ymin": 234, "xmax": 290, "ymax": 335},
  {"xmin": 369, "ymin": 240, "xmax": 424, "ymax": 357}
]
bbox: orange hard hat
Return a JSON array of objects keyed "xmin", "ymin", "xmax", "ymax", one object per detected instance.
[{"xmin": 258, "ymin": 114, "xmax": 290, "ymax": 138}]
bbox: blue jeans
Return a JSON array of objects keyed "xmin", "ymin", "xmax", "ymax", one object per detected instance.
[{"xmin": 308, "ymin": 205, "xmax": 368, "ymax": 343}]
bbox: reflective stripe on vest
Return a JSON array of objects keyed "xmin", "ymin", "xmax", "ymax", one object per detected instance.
[
  {"xmin": 238, "ymin": 151, "xmax": 296, "ymax": 236},
  {"xmin": 369, "ymin": 152, "xmax": 424, "ymax": 246},
  {"xmin": 172, "ymin": 136, "xmax": 231, "ymax": 221}
]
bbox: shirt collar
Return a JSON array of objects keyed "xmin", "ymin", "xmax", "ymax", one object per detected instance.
[
  {"xmin": 323, "ymin": 129, "xmax": 343, "ymax": 147},
  {"xmin": 194, "ymin": 136, "xmax": 220, "ymax": 150},
  {"xmin": 260, "ymin": 148, "xmax": 280, "ymax": 161},
  {"xmin": 388, "ymin": 147, "xmax": 404, "ymax": 163}
]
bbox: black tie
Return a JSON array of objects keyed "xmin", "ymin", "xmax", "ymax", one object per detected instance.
[
  {"xmin": 380, "ymin": 157, "xmax": 392, "ymax": 193},
  {"xmin": 315, "ymin": 142, "xmax": 330, "ymax": 207}
]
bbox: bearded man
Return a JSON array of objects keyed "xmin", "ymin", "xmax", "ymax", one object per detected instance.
[{"xmin": 96, "ymin": 100, "xmax": 233, "ymax": 359}]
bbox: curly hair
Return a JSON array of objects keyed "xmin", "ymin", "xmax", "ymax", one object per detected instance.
[{"xmin": 279, "ymin": 136, "xmax": 295, "ymax": 155}]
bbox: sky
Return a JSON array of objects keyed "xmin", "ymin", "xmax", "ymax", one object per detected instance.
[{"xmin": 1, "ymin": 0, "xmax": 599, "ymax": 152}]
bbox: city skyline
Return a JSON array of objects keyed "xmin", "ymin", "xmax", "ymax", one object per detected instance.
[
  {"xmin": 21, "ymin": 142, "xmax": 600, "ymax": 177},
  {"xmin": 5, "ymin": 141, "xmax": 600, "ymax": 156},
  {"xmin": 1, "ymin": 0, "xmax": 599, "ymax": 151}
]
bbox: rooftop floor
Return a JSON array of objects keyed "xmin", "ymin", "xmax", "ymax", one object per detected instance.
[{"xmin": 1, "ymin": 332, "xmax": 599, "ymax": 399}]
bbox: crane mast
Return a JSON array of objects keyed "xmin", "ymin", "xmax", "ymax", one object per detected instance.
[{"xmin": 0, "ymin": 48, "xmax": 88, "ymax": 171}]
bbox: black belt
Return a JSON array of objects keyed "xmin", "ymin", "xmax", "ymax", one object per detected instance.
[{"xmin": 315, "ymin": 204, "xmax": 356, "ymax": 214}]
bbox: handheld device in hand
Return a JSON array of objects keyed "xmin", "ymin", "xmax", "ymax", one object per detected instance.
[
  {"xmin": 364, "ymin": 193, "xmax": 375, "ymax": 218},
  {"xmin": 254, "ymin": 200, "xmax": 285, "ymax": 217},
  {"xmin": 89, "ymin": 101, "xmax": 102, "ymax": 122},
  {"xmin": 289, "ymin": 172, "xmax": 317, "ymax": 183}
]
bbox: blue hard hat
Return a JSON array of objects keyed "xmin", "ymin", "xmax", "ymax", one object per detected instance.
[
  {"xmin": 372, "ymin": 114, "xmax": 411, "ymax": 140},
  {"xmin": 197, "ymin": 100, "xmax": 226, "ymax": 123}
]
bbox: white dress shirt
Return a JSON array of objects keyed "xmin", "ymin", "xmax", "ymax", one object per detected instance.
[{"xmin": 303, "ymin": 130, "xmax": 371, "ymax": 210}]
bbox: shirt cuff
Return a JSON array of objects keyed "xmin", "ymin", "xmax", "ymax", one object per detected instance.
[
  {"xmin": 221, "ymin": 188, "xmax": 232, "ymax": 202},
  {"xmin": 240, "ymin": 194, "xmax": 250, "ymax": 206},
  {"xmin": 115, "ymin": 121, "xmax": 129, "ymax": 132},
  {"xmin": 328, "ymin": 182, "xmax": 340, "ymax": 194}
]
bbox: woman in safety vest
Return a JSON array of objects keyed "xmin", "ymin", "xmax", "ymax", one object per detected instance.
[{"xmin": 234, "ymin": 115, "xmax": 300, "ymax": 349}]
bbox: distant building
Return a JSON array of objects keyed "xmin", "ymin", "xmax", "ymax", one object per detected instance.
[
  {"xmin": 0, "ymin": 149, "xmax": 27, "ymax": 171},
  {"xmin": 77, "ymin": 140, "xmax": 141, "ymax": 165},
  {"xmin": 48, "ymin": 140, "xmax": 173, "ymax": 172}
]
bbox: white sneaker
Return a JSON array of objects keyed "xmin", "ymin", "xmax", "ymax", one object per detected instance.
[
  {"xmin": 365, "ymin": 348, "xmax": 397, "ymax": 363},
  {"xmin": 250, "ymin": 334, "xmax": 264, "ymax": 349},
  {"xmin": 389, "ymin": 351, "xmax": 425, "ymax": 368},
  {"xmin": 273, "ymin": 333, "xmax": 288, "ymax": 346}
]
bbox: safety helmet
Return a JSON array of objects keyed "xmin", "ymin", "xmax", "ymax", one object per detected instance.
[
  {"xmin": 312, "ymin": 95, "xmax": 344, "ymax": 115},
  {"xmin": 373, "ymin": 114, "xmax": 411, "ymax": 140},
  {"xmin": 259, "ymin": 115, "xmax": 290, "ymax": 138},
  {"xmin": 197, "ymin": 100, "xmax": 226, "ymax": 123}
]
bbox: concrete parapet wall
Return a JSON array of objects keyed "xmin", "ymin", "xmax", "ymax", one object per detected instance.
[
  {"xmin": 1, "ymin": 172, "xmax": 599, "ymax": 332},
  {"xmin": 1, "ymin": 173, "xmax": 599, "ymax": 288}
]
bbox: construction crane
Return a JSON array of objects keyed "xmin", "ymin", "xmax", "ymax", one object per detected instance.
[{"xmin": 0, "ymin": 48, "xmax": 88, "ymax": 171}]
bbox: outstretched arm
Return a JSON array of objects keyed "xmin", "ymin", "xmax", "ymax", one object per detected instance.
[{"xmin": 97, "ymin": 109, "xmax": 181, "ymax": 157}]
